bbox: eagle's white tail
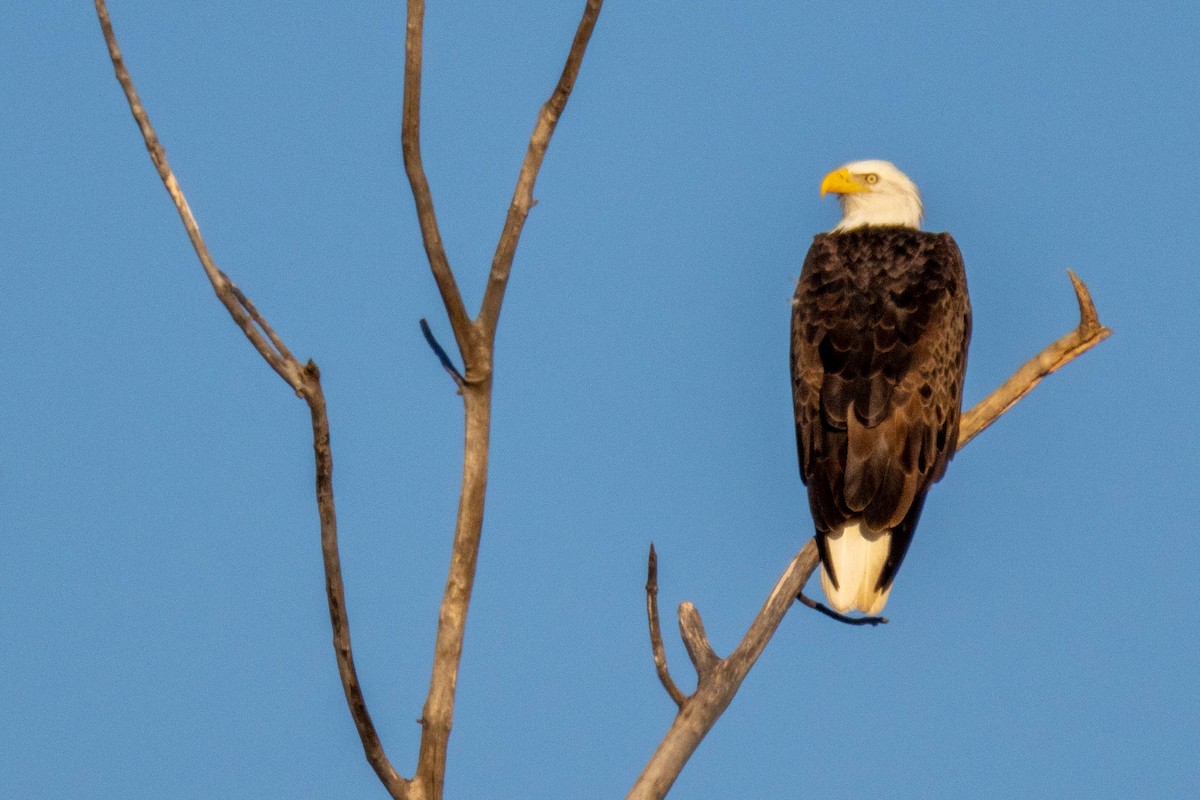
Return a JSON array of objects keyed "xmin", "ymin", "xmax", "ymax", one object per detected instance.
[{"xmin": 819, "ymin": 522, "xmax": 893, "ymax": 615}]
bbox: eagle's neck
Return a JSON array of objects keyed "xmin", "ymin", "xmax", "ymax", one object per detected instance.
[{"xmin": 832, "ymin": 189, "xmax": 924, "ymax": 232}]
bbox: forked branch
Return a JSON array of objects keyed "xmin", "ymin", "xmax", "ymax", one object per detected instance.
[
  {"xmin": 97, "ymin": 1, "xmax": 604, "ymax": 799},
  {"xmin": 632, "ymin": 271, "xmax": 1110, "ymax": 800},
  {"xmin": 403, "ymin": 3, "xmax": 603, "ymax": 799},
  {"xmin": 634, "ymin": 543, "xmax": 822, "ymax": 800}
]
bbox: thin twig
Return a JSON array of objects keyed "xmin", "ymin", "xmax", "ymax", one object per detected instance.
[
  {"xmin": 420, "ymin": 318, "xmax": 466, "ymax": 389},
  {"xmin": 231, "ymin": 283, "xmax": 299, "ymax": 368},
  {"xmin": 677, "ymin": 603, "xmax": 719, "ymax": 678},
  {"xmin": 94, "ymin": 3, "xmax": 409, "ymax": 797},
  {"xmin": 646, "ymin": 544, "xmax": 687, "ymax": 708}
]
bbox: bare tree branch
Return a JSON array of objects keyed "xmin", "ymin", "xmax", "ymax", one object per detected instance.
[
  {"xmin": 400, "ymin": 0, "xmax": 472, "ymax": 361},
  {"xmin": 306, "ymin": 362, "xmax": 410, "ymax": 798},
  {"xmin": 94, "ymin": 0, "xmax": 302, "ymax": 392},
  {"xmin": 403, "ymin": 3, "xmax": 604, "ymax": 799},
  {"xmin": 646, "ymin": 544, "xmax": 687, "ymax": 708},
  {"xmin": 677, "ymin": 603, "xmax": 719, "ymax": 678},
  {"xmin": 631, "ymin": 543, "xmax": 821, "ymax": 800},
  {"xmin": 94, "ymin": 2, "xmax": 411, "ymax": 797},
  {"xmin": 957, "ymin": 270, "xmax": 1111, "ymax": 448},
  {"xmin": 230, "ymin": 284, "xmax": 299, "ymax": 368},
  {"xmin": 477, "ymin": 0, "xmax": 604, "ymax": 338},
  {"xmin": 632, "ymin": 272, "xmax": 1110, "ymax": 799},
  {"xmin": 101, "ymin": 0, "xmax": 604, "ymax": 796},
  {"xmin": 412, "ymin": 384, "xmax": 490, "ymax": 800}
]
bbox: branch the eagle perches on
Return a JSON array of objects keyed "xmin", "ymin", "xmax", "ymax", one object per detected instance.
[
  {"xmin": 95, "ymin": 0, "xmax": 1109, "ymax": 797},
  {"xmin": 631, "ymin": 271, "xmax": 1109, "ymax": 800}
]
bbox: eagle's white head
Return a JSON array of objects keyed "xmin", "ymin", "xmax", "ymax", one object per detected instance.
[{"xmin": 820, "ymin": 159, "xmax": 924, "ymax": 232}]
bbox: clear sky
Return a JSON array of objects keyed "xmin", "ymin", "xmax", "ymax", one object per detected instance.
[{"xmin": 4, "ymin": 1, "xmax": 1199, "ymax": 798}]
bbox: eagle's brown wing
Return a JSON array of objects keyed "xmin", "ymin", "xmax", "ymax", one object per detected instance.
[{"xmin": 791, "ymin": 228, "xmax": 970, "ymax": 590}]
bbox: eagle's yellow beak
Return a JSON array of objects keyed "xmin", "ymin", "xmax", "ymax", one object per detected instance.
[{"xmin": 820, "ymin": 168, "xmax": 866, "ymax": 197}]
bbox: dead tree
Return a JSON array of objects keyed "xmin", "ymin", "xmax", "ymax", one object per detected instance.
[
  {"xmin": 96, "ymin": 1, "xmax": 602, "ymax": 798},
  {"xmin": 95, "ymin": 2, "xmax": 1108, "ymax": 798}
]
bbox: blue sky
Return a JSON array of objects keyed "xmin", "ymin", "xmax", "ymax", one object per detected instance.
[{"xmin": 4, "ymin": 1, "xmax": 1199, "ymax": 797}]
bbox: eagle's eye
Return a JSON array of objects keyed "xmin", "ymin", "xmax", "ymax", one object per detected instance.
[{"xmin": 863, "ymin": 173, "xmax": 879, "ymax": 185}]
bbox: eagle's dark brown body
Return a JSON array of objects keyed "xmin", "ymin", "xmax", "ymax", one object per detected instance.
[{"xmin": 791, "ymin": 226, "xmax": 971, "ymax": 602}]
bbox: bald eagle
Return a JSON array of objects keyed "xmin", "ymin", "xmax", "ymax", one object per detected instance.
[{"xmin": 792, "ymin": 160, "xmax": 971, "ymax": 615}]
